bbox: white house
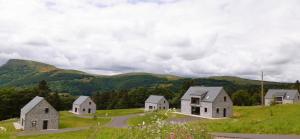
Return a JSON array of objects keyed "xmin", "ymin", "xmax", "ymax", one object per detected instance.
[
  {"xmin": 181, "ymin": 86, "xmax": 233, "ymax": 118},
  {"xmin": 19, "ymin": 96, "xmax": 59, "ymax": 131},
  {"xmin": 72, "ymin": 96, "xmax": 96, "ymax": 115},
  {"xmin": 145, "ymin": 95, "xmax": 169, "ymax": 111},
  {"xmin": 265, "ymin": 89, "xmax": 300, "ymax": 106}
]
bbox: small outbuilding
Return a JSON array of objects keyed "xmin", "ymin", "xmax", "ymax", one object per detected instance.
[
  {"xmin": 145, "ymin": 95, "xmax": 169, "ymax": 111},
  {"xmin": 265, "ymin": 89, "xmax": 300, "ymax": 106},
  {"xmin": 181, "ymin": 86, "xmax": 233, "ymax": 118},
  {"xmin": 72, "ymin": 96, "xmax": 96, "ymax": 115},
  {"xmin": 19, "ymin": 96, "xmax": 59, "ymax": 131}
]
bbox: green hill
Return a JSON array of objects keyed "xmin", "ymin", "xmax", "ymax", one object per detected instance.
[{"xmin": 0, "ymin": 59, "xmax": 292, "ymax": 95}]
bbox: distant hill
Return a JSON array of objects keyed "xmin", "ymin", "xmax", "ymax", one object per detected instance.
[{"xmin": 0, "ymin": 59, "xmax": 292, "ymax": 95}]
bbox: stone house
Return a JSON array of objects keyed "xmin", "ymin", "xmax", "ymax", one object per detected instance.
[
  {"xmin": 181, "ymin": 86, "xmax": 233, "ymax": 118},
  {"xmin": 72, "ymin": 96, "xmax": 96, "ymax": 115},
  {"xmin": 20, "ymin": 96, "xmax": 59, "ymax": 131},
  {"xmin": 265, "ymin": 89, "xmax": 300, "ymax": 106},
  {"xmin": 145, "ymin": 95, "xmax": 169, "ymax": 111}
]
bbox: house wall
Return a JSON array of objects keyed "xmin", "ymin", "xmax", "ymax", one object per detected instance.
[
  {"xmin": 73, "ymin": 98, "xmax": 96, "ymax": 115},
  {"xmin": 265, "ymin": 98, "xmax": 273, "ymax": 106},
  {"xmin": 200, "ymin": 102, "xmax": 213, "ymax": 118},
  {"xmin": 145, "ymin": 103, "xmax": 158, "ymax": 111},
  {"xmin": 181, "ymin": 100, "xmax": 191, "ymax": 114},
  {"xmin": 23, "ymin": 100, "xmax": 59, "ymax": 131},
  {"xmin": 212, "ymin": 89, "xmax": 233, "ymax": 118},
  {"xmin": 157, "ymin": 98, "xmax": 169, "ymax": 110}
]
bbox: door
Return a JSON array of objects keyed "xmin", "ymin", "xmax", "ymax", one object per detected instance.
[
  {"xmin": 43, "ymin": 120, "xmax": 48, "ymax": 130},
  {"xmin": 75, "ymin": 108, "xmax": 77, "ymax": 112},
  {"xmin": 88, "ymin": 108, "xmax": 91, "ymax": 113},
  {"xmin": 191, "ymin": 106, "xmax": 200, "ymax": 115},
  {"xmin": 223, "ymin": 108, "xmax": 227, "ymax": 117}
]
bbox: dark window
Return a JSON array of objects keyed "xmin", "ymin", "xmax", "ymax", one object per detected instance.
[
  {"xmin": 89, "ymin": 102, "xmax": 91, "ymax": 105},
  {"xmin": 45, "ymin": 108, "xmax": 49, "ymax": 114},
  {"xmin": 216, "ymin": 108, "xmax": 219, "ymax": 114},
  {"xmin": 32, "ymin": 121, "xmax": 37, "ymax": 127},
  {"xmin": 83, "ymin": 108, "xmax": 86, "ymax": 112},
  {"xmin": 163, "ymin": 107, "xmax": 165, "ymax": 109},
  {"xmin": 164, "ymin": 101, "xmax": 165, "ymax": 103},
  {"xmin": 191, "ymin": 106, "xmax": 200, "ymax": 115},
  {"xmin": 21, "ymin": 119, "xmax": 24, "ymax": 126},
  {"xmin": 191, "ymin": 97, "xmax": 200, "ymax": 104},
  {"xmin": 224, "ymin": 96, "xmax": 227, "ymax": 102},
  {"xmin": 204, "ymin": 108, "xmax": 208, "ymax": 112},
  {"xmin": 149, "ymin": 106, "xmax": 153, "ymax": 109}
]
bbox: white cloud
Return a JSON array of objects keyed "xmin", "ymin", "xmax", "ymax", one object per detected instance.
[{"xmin": 0, "ymin": 0, "xmax": 300, "ymax": 82}]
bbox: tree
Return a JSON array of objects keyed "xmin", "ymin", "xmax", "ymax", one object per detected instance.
[
  {"xmin": 232, "ymin": 90, "xmax": 251, "ymax": 106},
  {"xmin": 47, "ymin": 92, "xmax": 61, "ymax": 110},
  {"xmin": 38, "ymin": 80, "xmax": 51, "ymax": 97}
]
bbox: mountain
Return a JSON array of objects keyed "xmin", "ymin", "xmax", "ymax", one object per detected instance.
[{"xmin": 0, "ymin": 59, "xmax": 292, "ymax": 95}]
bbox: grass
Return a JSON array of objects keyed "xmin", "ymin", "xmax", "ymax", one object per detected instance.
[
  {"xmin": 59, "ymin": 111, "xmax": 110, "ymax": 128},
  {"xmin": 188, "ymin": 104, "xmax": 300, "ymax": 134},
  {"xmin": 127, "ymin": 110, "xmax": 186, "ymax": 126},
  {"xmin": 2, "ymin": 105, "xmax": 300, "ymax": 138},
  {"xmin": 93, "ymin": 108, "xmax": 144, "ymax": 117}
]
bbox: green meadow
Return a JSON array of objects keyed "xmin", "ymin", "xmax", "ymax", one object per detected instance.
[{"xmin": 1, "ymin": 104, "xmax": 300, "ymax": 139}]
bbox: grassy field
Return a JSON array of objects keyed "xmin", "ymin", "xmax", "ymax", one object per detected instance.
[
  {"xmin": 2, "ymin": 105, "xmax": 300, "ymax": 139},
  {"xmin": 128, "ymin": 110, "xmax": 186, "ymax": 126},
  {"xmin": 93, "ymin": 108, "xmax": 144, "ymax": 117}
]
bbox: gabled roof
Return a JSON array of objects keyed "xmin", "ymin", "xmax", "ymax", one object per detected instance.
[
  {"xmin": 265, "ymin": 89, "xmax": 299, "ymax": 100},
  {"xmin": 73, "ymin": 96, "xmax": 90, "ymax": 105},
  {"xmin": 145, "ymin": 95, "xmax": 166, "ymax": 104},
  {"xmin": 181, "ymin": 86, "xmax": 223, "ymax": 102},
  {"xmin": 21, "ymin": 96, "xmax": 44, "ymax": 114}
]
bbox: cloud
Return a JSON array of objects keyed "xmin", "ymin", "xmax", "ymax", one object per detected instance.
[{"xmin": 0, "ymin": 0, "xmax": 300, "ymax": 82}]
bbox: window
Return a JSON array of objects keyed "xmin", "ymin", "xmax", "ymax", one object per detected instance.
[
  {"xmin": 21, "ymin": 119, "xmax": 24, "ymax": 126},
  {"xmin": 149, "ymin": 106, "xmax": 153, "ymax": 109},
  {"xmin": 89, "ymin": 102, "xmax": 91, "ymax": 105},
  {"xmin": 164, "ymin": 101, "xmax": 165, "ymax": 103},
  {"xmin": 163, "ymin": 107, "xmax": 165, "ymax": 109},
  {"xmin": 45, "ymin": 108, "xmax": 49, "ymax": 114},
  {"xmin": 83, "ymin": 108, "xmax": 86, "ymax": 112},
  {"xmin": 191, "ymin": 97, "xmax": 200, "ymax": 104},
  {"xmin": 224, "ymin": 96, "xmax": 227, "ymax": 102},
  {"xmin": 32, "ymin": 121, "xmax": 37, "ymax": 127},
  {"xmin": 204, "ymin": 108, "xmax": 208, "ymax": 112},
  {"xmin": 216, "ymin": 108, "xmax": 219, "ymax": 114}
]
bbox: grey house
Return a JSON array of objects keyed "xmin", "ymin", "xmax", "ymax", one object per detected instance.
[
  {"xmin": 265, "ymin": 89, "xmax": 300, "ymax": 106},
  {"xmin": 72, "ymin": 96, "xmax": 96, "ymax": 115},
  {"xmin": 181, "ymin": 86, "xmax": 233, "ymax": 118},
  {"xmin": 145, "ymin": 95, "xmax": 169, "ymax": 111},
  {"xmin": 20, "ymin": 96, "xmax": 59, "ymax": 131}
]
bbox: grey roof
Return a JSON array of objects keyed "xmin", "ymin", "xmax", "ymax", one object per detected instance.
[
  {"xmin": 21, "ymin": 96, "xmax": 44, "ymax": 114},
  {"xmin": 145, "ymin": 95, "xmax": 165, "ymax": 104},
  {"xmin": 265, "ymin": 89, "xmax": 299, "ymax": 100},
  {"xmin": 73, "ymin": 96, "xmax": 89, "ymax": 105},
  {"xmin": 181, "ymin": 86, "xmax": 223, "ymax": 102}
]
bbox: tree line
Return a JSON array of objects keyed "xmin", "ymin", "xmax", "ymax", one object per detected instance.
[{"xmin": 0, "ymin": 79, "xmax": 299, "ymax": 121}]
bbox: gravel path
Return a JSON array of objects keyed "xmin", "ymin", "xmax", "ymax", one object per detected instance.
[
  {"xmin": 16, "ymin": 127, "xmax": 89, "ymax": 136},
  {"xmin": 106, "ymin": 114, "xmax": 143, "ymax": 128},
  {"xmin": 211, "ymin": 133, "xmax": 300, "ymax": 139}
]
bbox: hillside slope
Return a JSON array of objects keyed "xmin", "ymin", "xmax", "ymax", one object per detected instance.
[{"xmin": 0, "ymin": 59, "xmax": 292, "ymax": 95}]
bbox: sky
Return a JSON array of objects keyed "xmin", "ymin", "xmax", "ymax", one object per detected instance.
[{"xmin": 0, "ymin": 0, "xmax": 300, "ymax": 82}]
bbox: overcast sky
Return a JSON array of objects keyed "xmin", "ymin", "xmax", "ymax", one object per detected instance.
[{"xmin": 0, "ymin": 0, "xmax": 299, "ymax": 82}]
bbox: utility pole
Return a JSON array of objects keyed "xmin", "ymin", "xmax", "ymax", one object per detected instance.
[{"xmin": 261, "ymin": 71, "xmax": 264, "ymax": 106}]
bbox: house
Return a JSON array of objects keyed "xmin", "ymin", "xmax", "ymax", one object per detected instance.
[
  {"xmin": 265, "ymin": 89, "xmax": 300, "ymax": 106},
  {"xmin": 181, "ymin": 86, "xmax": 233, "ymax": 118},
  {"xmin": 145, "ymin": 95, "xmax": 169, "ymax": 111},
  {"xmin": 20, "ymin": 96, "xmax": 59, "ymax": 131},
  {"xmin": 72, "ymin": 96, "xmax": 96, "ymax": 115}
]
